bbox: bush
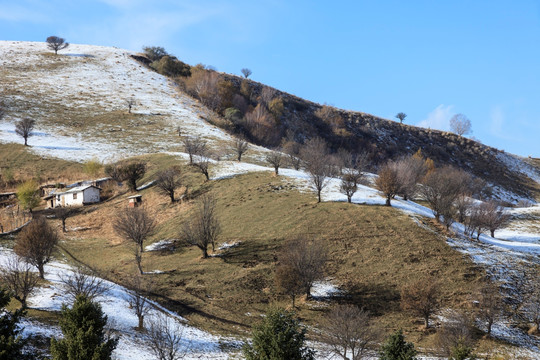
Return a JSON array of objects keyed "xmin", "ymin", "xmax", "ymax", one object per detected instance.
[
  {"xmin": 379, "ymin": 330, "xmax": 417, "ymax": 360},
  {"xmin": 242, "ymin": 308, "xmax": 315, "ymax": 360},
  {"xmin": 16, "ymin": 180, "xmax": 40, "ymax": 213},
  {"xmin": 151, "ymin": 56, "xmax": 191, "ymax": 77}
]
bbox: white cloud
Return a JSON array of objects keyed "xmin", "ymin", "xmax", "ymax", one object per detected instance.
[{"xmin": 416, "ymin": 104, "xmax": 454, "ymax": 131}]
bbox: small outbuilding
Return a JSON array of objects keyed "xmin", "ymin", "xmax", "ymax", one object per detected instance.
[
  {"xmin": 45, "ymin": 185, "xmax": 101, "ymax": 208},
  {"xmin": 127, "ymin": 195, "xmax": 142, "ymax": 208}
]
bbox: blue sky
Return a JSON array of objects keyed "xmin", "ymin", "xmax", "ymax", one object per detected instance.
[{"xmin": 1, "ymin": 0, "xmax": 539, "ymax": 156}]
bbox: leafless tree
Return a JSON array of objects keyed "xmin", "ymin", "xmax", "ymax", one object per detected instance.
[
  {"xmin": 419, "ymin": 166, "xmax": 471, "ymax": 222},
  {"xmin": 181, "ymin": 135, "xmax": 207, "ymax": 165},
  {"xmin": 144, "ymin": 314, "xmax": 187, "ymax": 360},
  {"xmin": 436, "ymin": 311, "xmax": 475, "ymax": 359},
  {"xmin": 375, "ymin": 161, "xmax": 401, "ymax": 206},
  {"xmin": 320, "ymin": 304, "xmax": 380, "ymax": 360},
  {"xmin": 394, "ymin": 155, "xmax": 427, "ymax": 201},
  {"xmin": 450, "ymin": 113, "xmax": 472, "ymax": 136},
  {"xmin": 232, "ymin": 138, "xmax": 249, "ymax": 161},
  {"xmin": 123, "ymin": 161, "xmax": 147, "ymax": 191},
  {"xmin": 14, "ymin": 217, "xmax": 58, "ymax": 279},
  {"xmin": 156, "ymin": 168, "xmax": 182, "ymax": 203},
  {"xmin": 265, "ymin": 150, "xmax": 283, "ymax": 175},
  {"xmin": 59, "ymin": 266, "xmax": 109, "ymax": 301},
  {"xmin": 275, "ymin": 265, "xmax": 304, "ymax": 308},
  {"xmin": 46, "ymin": 35, "xmax": 69, "ymax": 54},
  {"xmin": 395, "ymin": 112, "xmax": 407, "ymax": 124},
  {"xmin": 260, "ymin": 87, "xmax": 277, "ymax": 105},
  {"xmin": 241, "ymin": 68, "xmax": 252, "ymax": 79},
  {"xmin": 55, "ymin": 206, "xmax": 77, "ymax": 232},
  {"xmin": 340, "ymin": 171, "xmax": 362, "ymax": 203},
  {"xmin": 126, "ymin": 98, "xmax": 137, "ymax": 113},
  {"xmin": 113, "ymin": 207, "xmax": 156, "ymax": 274},
  {"xmin": 400, "ymin": 277, "xmax": 440, "ymax": 328},
  {"xmin": 282, "ymin": 140, "xmax": 302, "ymax": 170},
  {"xmin": 455, "ymin": 194, "xmax": 474, "ymax": 224},
  {"xmin": 193, "ymin": 153, "xmax": 211, "ymax": 181},
  {"xmin": 15, "ymin": 118, "xmax": 35, "ymax": 146},
  {"xmin": 126, "ymin": 275, "xmax": 152, "ymax": 331},
  {"xmin": 482, "ymin": 201, "xmax": 511, "ymax": 238},
  {"xmin": 181, "ymin": 195, "xmax": 220, "ymax": 258},
  {"xmin": 300, "ymin": 137, "xmax": 334, "ymax": 203},
  {"xmin": 465, "ymin": 203, "xmax": 490, "ymax": 240},
  {"xmin": 475, "ymin": 282, "xmax": 503, "ymax": 336},
  {"xmin": 279, "ymin": 237, "xmax": 327, "ymax": 298},
  {"xmin": 0, "ymin": 255, "xmax": 39, "ymax": 309}
]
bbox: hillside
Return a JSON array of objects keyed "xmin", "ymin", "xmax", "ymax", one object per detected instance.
[{"xmin": 2, "ymin": 41, "xmax": 540, "ymax": 359}]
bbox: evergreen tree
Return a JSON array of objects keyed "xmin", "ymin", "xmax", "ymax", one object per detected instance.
[
  {"xmin": 242, "ymin": 307, "xmax": 315, "ymax": 360},
  {"xmin": 0, "ymin": 288, "xmax": 28, "ymax": 360},
  {"xmin": 50, "ymin": 295, "xmax": 118, "ymax": 360},
  {"xmin": 379, "ymin": 330, "xmax": 417, "ymax": 360}
]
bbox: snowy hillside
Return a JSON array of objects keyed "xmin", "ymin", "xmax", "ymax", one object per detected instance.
[{"xmin": 0, "ymin": 41, "xmax": 264, "ymax": 162}]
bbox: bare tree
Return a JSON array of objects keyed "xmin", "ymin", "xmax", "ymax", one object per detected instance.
[
  {"xmin": 300, "ymin": 137, "xmax": 334, "ymax": 203},
  {"xmin": 282, "ymin": 140, "xmax": 302, "ymax": 170},
  {"xmin": 0, "ymin": 255, "xmax": 39, "ymax": 309},
  {"xmin": 126, "ymin": 275, "xmax": 152, "ymax": 331},
  {"xmin": 436, "ymin": 311, "xmax": 475, "ymax": 359},
  {"xmin": 123, "ymin": 161, "xmax": 147, "ymax": 191},
  {"xmin": 321, "ymin": 305, "xmax": 380, "ymax": 360},
  {"xmin": 232, "ymin": 138, "xmax": 249, "ymax": 161},
  {"xmin": 475, "ymin": 283, "xmax": 503, "ymax": 336},
  {"xmin": 14, "ymin": 217, "xmax": 58, "ymax": 279},
  {"xmin": 46, "ymin": 35, "xmax": 69, "ymax": 55},
  {"xmin": 155, "ymin": 168, "xmax": 182, "ymax": 203},
  {"xmin": 55, "ymin": 206, "xmax": 77, "ymax": 232},
  {"xmin": 394, "ymin": 155, "xmax": 427, "ymax": 201},
  {"xmin": 241, "ymin": 68, "xmax": 252, "ymax": 79},
  {"xmin": 482, "ymin": 201, "xmax": 511, "ymax": 238},
  {"xmin": 15, "ymin": 118, "xmax": 35, "ymax": 146},
  {"xmin": 193, "ymin": 153, "xmax": 211, "ymax": 181},
  {"xmin": 400, "ymin": 277, "xmax": 440, "ymax": 328},
  {"xmin": 265, "ymin": 150, "xmax": 283, "ymax": 175},
  {"xmin": 279, "ymin": 237, "xmax": 327, "ymax": 298},
  {"xmin": 275, "ymin": 264, "xmax": 304, "ymax": 308},
  {"xmin": 59, "ymin": 266, "xmax": 109, "ymax": 301},
  {"xmin": 144, "ymin": 314, "xmax": 186, "ymax": 360},
  {"xmin": 465, "ymin": 203, "xmax": 490, "ymax": 240},
  {"xmin": 395, "ymin": 112, "xmax": 407, "ymax": 124},
  {"xmin": 181, "ymin": 135, "xmax": 207, "ymax": 165},
  {"xmin": 126, "ymin": 98, "xmax": 137, "ymax": 113},
  {"xmin": 375, "ymin": 161, "xmax": 401, "ymax": 206},
  {"xmin": 113, "ymin": 207, "xmax": 156, "ymax": 274},
  {"xmin": 260, "ymin": 87, "xmax": 277, "ymax": 105},
  {"xmin": 182, "ymin": 195, "xmax": 220, "ymax": 258},
  {"xmin": 450, "ymin": 113, "xmax": 472, "ymax": 136},
  {"xmin": 340, "ymin": 171, "xmax": 362, "ymax": 203}
]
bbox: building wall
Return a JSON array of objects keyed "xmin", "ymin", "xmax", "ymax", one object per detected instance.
[
  {"xmin": 83, "ymin": 187, "xmax": 100, "ymax": 204},
  {"xmin": 63, "ymin": 192, "xmax": 85, "ymax": 206}
]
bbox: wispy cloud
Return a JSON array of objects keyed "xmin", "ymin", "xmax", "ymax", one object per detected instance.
[{"xmin": 416, "ymin": 104, "xmax": 454, "ymax": 131}]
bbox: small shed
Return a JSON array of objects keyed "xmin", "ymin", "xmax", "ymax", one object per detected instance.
[{"xmin": 127, "ymin": 195, "xmax": 142, "ymax": 208}]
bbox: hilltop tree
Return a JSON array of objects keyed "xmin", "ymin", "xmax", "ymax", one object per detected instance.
[
  {"xmin": 113, "ymin": 207, "xmax": 156, "ymax": 274},
  {"xmin": 15, "ymin": 118, "xmax": 35, "ymax": 146},
  {"xmin": 16, "ymin": 180, "xmax": 40, "ymax": 213},
  {"xmin": 243, "ymin": 307, "xmax": 315, "ymax": 360},
  {"xmin": 450, "ymin": 114, "xmax": 472, "ymax": 136},
  {"xmin": 155, "ymin": 167, "xmax": 182, "ymax": 203},
  {"xmin": 46, "ymin": 36, "xmax": 69, "ymax": 55},
  {"xmin": 395, "ymin": 112, "xmax": 407, "ymax": 124},
  {"xmin": 241, "ymin": 68, "xmax": 252, "ymax": 78},
  {"xmin": 50, "ymin": 295, "xmax": 118, "ymax": 360},
  {"xmin": 182, "ymin": 195, "xmax": 221, "ymax": 258},
  {"xmin": 142, "ymin": 46, "xmax": 168, "ymax": 61},
  {"xmin": 14, "ymin": 216, "xmax": 58, "ymax": 279}
]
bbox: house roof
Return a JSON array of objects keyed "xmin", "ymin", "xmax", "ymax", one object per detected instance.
[
  {"xmin": 56, "ymin": 185, "xmax": 101, "ymax": 195},
  {"xmin": 127, "ymin": 195, "xmax": 142, "ymax": 199}
]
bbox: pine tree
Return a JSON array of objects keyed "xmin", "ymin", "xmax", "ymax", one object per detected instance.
[
  {"xmin": 242, "ymin": 307, "xmax": 315, "ymax": 360},
  {"xmin": 379, "ymin": 330, "xmax": 417, "ymax": 360},
  {"xmin": 0, "ymin": 288, "xmax": 28, "ymax": 360},
  {"xmin": 50, "ymin": 295, "xmax": 118, "ymax": 360}
]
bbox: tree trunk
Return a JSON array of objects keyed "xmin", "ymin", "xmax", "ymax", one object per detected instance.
[
  {"xmin": 202, "ymin": 248, "xmax": 208, "ymax": 258},
  {"xmin": 24, "ymin": 137, "xmax": 28, "ymax": 146},
  {"xmin": 292, "ymin": 295, "xmax": 295, "ymax": 308},
  {"xmin": 38, "ymin": 263, "xmax": 45, "ymax": 279},
  {"xmin": 424, "ymin": 315, "xmax": 429, "ymax": 329},
  {"xmin": 138, "ymin": 315, "xmax": 144, "ymax": 330},
  {"xmin": 347, "ymin": 196, "xmax": 351, "ymax": 203},
  {"xmin": 385, "ymin": 197, "xmax": 391, "ymax": 206},
  {"xmin": 318, "ymin": 191, "xmax": 322, "ymax": 203},
  {"xmin": 62, "ymin": 218, "xmax": 66, "ymax": 232},
  {"xmin": 169, "ymin": 193, "xmax": 175, "ymax": 203},
  {"xmin": 490, "ymin": 229, "xmax": 495, "ymax": 238},
  {"xmin": 274, "ymin": 167, "xmax": 279, "ymax": 175}
]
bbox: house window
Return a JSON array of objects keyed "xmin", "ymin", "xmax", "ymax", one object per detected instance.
[{"xmin": 73, "ymin": 193, "xmax": 77, "ymax": 200}]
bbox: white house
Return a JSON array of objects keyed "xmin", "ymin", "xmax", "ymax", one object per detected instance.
[{"xmin": 45, "ymin": 185, "xmax": 101, "ymax": 208}]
